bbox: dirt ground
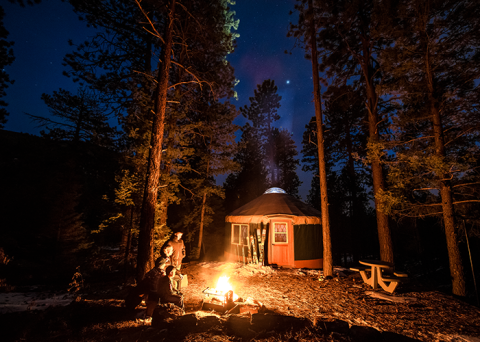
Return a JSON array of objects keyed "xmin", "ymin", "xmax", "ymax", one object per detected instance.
[
  {"xmin": 2, "ymin": 261, "xmax": 480, "ymax": 341},
  {"xmin": 183, "ymin": 262, "xmax": 480, "ymax": 341}
]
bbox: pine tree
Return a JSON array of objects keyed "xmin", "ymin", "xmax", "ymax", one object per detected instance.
[
  {"xmin": 240, "ymin": 79, "xmax": 282, "ymax": 185},
  {"xmin": 151, "ymin": 0, "xmax": 239, "ymax": 260},
  {"xmin": 65, "ymin": 0, "xmax": 240, "ymax": 275},
  {"xmin": 179, "ymin": 99, "xmax": 239, "ymax": 259},
  {"xmin": 0, "ymin": 5, "xmax": 14, "ymax": 128},
  {"xmin": 375, "ymin": 0, "xmax": 480, "ymax": 296},
  {"xmin": 224, "ymin": 123, "xmax": 268, "ymax": 213},
  {"xmin": 304, "ymin": 0, "xmax": 332, "ymax": 276},
  {"xmin": 273, "ymin": 129, "xmax": 301, "ymax": 197},
  {"xmin": 290, "ymin": 0, "xmax": 394, "ymax": 263},
  {"xmin": 322, "ymin": 85, "xmax": 370, "ymax": 233},
  {"xmin": 231, "ymin": 78, "xmax": 301, "ymax": 204},
  {"xmin": 327, "ymin": 85, "xmax": 373, "ymax": 262},
  {"xmin": 27, "ymin": 87, "xmax": 118, "ymax": 147},
  {"xmin": 64, "ymin": 0, "xmax": 167, "ymax": 262}
]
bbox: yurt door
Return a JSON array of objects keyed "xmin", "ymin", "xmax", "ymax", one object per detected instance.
[{"xmin": 270, "ymin": 220, "xmax": 293, "ymax": 266}]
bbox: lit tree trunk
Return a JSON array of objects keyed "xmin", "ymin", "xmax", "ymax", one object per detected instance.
[
  {"xmin": 136, "ymin": 0, "xmax": 176, "ymax": 282},
  {"xmin": 197, "ymin": 191, "xmax": 207, "ymax": 260},
  {"xmin": 124, "ymin": 206, "xmax": 133, "ymax": 284},
  {"xmin": 361, "ymin": 42, "xmax": 394, "ymax": 264},
  {"xmin": 426, "ymin": 52, "xmax": 466, "ymax": 296},
  {"xmin": 308, "ymin": 0, "xmax": 332, "ymax": 277},
  {"xmin": 196, "ymin": 159, "xmax": 210, "ymax": 260}
]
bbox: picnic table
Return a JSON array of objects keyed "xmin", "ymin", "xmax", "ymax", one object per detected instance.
[{"xmin": 350, "ymin": 259, "xmax": 408, "ymax": 294}]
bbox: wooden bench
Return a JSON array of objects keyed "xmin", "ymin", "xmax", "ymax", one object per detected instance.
[
  {"xmin": 350, "ymin": 266, "xmax": 370, "ymax": 272},
  {"xmin": 351, "ymin": 261, "xmax": 409, "ymax": 293},
  {"xmin": 378, "ymin": 273, "xmax": 408, "ymax": 293}
]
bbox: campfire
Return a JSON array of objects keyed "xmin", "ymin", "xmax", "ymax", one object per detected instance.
[{"xmin": 201, "ymin": 276, "xmax": 262, "ymax": 314}]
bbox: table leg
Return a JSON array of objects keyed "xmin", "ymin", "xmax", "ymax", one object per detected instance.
[
  {"xmin": 372, "ymin": 266, "xmax": 379, "ymax": 290},
  {"xmin": 360, "ymin": 266, "xmax": 377, "ymax": 288},
  {"xmin": 359, "ymin": 270, "xmax": 370, "ymax": 285},
  {"xmin": 377, "ymin": 275, "xmax": 400, "ymax": 293}
]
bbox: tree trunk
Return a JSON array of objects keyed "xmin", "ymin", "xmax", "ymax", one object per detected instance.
[
  {"xmin": 422, "ymin": 24, "xmax": 466, "ymax": 295},
  {"xmin": 197, "ymin": 191, "xmax": 207, "ymax": 260},
  {"xmin": 346, "ymin": 124, "xmax": 358, "ymax": 264},
  {"xmin": 124, "ymin": 206, "xmax": 133, "ymax": 284},
  {"xmin": 361, "ymin": 41, "xmax": 394, "ymax": 264},
  {"xmin": 73, "ymin": 106, "xmax": 84, "ymax": 143},
  {"xmin": 430, "ymin": 90, "xmax": 466, "ymax": 296},
  {"xmin": 136, "ymin": 0, "xmax": 176, "ymax": 282},
  {"xmin": 309, "ymin": 0, "xmax": 332, "ymax": 277}
]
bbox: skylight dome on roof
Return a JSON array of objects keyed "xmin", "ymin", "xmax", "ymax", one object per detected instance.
[{"xmin": 264, "ymin": 187, "xmax": 286, "ymax": 194}]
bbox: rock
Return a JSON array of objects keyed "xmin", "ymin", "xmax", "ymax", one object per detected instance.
[
  {"xmin": 226, "ymin": 314, "xmax": 254, "ymax": 338},
  {"xmin": 320, "ymin": 319, "xmax": 350, "ymax": 335},
  {"xmin": 349, "ymin": 325, "xmax": 383, "ymax": 341},
  {"xmin": 170, "ymin": 313, "xmax": 197, "ymax": 332},
  {"xmin": 197, "ymin": 315, "xmax": 222, "ymax": 331},
  {"xmin": 251, "ymin": 313, "xmax": 309, "ymax": 332},
  {"xmin": 151, "ymin": 303, "xmax": 184, "ymax": 328}
]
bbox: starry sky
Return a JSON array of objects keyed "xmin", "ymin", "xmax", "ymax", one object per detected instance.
[{"xmin": 3, "ymin": 0, "xmax": 316, "ymax": 199}]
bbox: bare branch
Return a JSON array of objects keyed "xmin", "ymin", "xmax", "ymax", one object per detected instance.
[
  {"xmin": 453, "ymin": 182, "xmax": 480, "ymax": 188},
  {"xmin": 135, "ymin": 0, "xmax": 166, "ymax": 45}
]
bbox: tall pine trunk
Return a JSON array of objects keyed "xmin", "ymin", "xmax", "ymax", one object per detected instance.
[
  {"xmin": 136, "ymin": 0, "xmax": 176, "ymax": 282},
  {"xmin": 425, "ymin": 51, "xmax": 466, "ymax": 297},
  {"xmin": 197, "ymin": 191, "xmax": 207, "ymax": 260},
  {"xmin": 361, "ymin": 43, "xmax": 394, "ymax": 264},
  {"xmin": 123, "ymin": 206, "xmax": 134, "ymax": 284},
  {"xmin": 196, "ymin": 159, "xmax": 210, "ymax": 260},
  {"xmin": 308, "ymin": 0, "xmax": 332, "ymax": 277}
]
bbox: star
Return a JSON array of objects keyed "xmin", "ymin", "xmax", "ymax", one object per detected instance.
[{"xmin": 286, "ymin": 80, "xmax": 290, "ymax": 84}]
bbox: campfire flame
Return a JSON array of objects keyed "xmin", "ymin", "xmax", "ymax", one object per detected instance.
[
  {"xmin": 216, "ymin": 276, "xmax": 233, "ymax": 293},
  {"xmin": 213, "ymin": 276, "xmax": 239, "ymax": 301}
]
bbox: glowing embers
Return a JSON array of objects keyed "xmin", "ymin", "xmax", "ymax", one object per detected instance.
[{"xmin": 201, "ymin": 276, "xmax": 239, "ymax": 313}]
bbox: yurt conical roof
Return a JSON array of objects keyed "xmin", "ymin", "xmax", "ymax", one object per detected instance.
[{"xmin": 225, "ymin": 188, "xmax": 322, "ymax": 225}]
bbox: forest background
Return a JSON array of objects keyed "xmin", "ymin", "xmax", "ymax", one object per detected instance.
[{"xmin": 0, "ymin": 0, "xmax": 479, "ymax": 303}]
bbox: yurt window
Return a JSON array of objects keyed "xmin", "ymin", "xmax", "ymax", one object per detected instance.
[
  {"xmin": 232, "ymin": 224, "xmax": 249, "ymax": 245},
  {"xmin": 273, "ymin": 222, "xmax": 288, "ymax": 243}
]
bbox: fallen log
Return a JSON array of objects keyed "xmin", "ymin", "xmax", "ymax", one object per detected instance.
[{"xmin": 365, "ymin": 291, "xmax": 417, "ymax": 303}]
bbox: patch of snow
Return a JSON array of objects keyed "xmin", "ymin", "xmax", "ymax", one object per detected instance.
[
  {"xmin": 0, "ymin": 292, "xmax": 75, "ymax": 314},
  {"xmin": 334, "ymin": 267, "xmax": 349, "ymax": 272},
  {"xmin": 100, "ymin": 246, "xmax": 120, "ymax": 251}
]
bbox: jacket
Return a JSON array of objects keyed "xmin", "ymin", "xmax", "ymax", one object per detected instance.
[{"xmin": 166, "ymin": 238, "xmax": 185, "ymax": 268}]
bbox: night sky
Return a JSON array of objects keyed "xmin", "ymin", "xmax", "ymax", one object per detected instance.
[{"xmin": 3, "ymin": 0, "xmax": 316, "ymax": 199}]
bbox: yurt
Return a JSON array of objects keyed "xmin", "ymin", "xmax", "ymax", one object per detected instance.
[{"xmin": 225, "ymin": 188, "xmax": 323, "ymax": 269}]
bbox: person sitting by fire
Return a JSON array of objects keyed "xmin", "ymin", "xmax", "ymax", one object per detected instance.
[
  {"xmin": 142, "ymin": 245, "xmax": 175, "ymax": 319},
  {"xmin": 129, "ymin": 245, "xmax": 173, "ymax": 323},
  {"xmin": 163, "ymin": 231, "xmax": 186, "ymax": 291},
  {"xmin": 154, "ymin": 245, "xmax": 174, "ymax": 271},
  {"xmin": 157, "ymin": 265, "xmax": 184, "ymax": 311}
]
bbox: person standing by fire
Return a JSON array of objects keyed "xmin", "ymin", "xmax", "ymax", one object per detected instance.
[
  {"xmin": 165, "ymin": 231, "xmax": 186, "ymax": 271},
  {"xmin": 163, "ymin": 231, "xmax": 186, "ymax": 291}
]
